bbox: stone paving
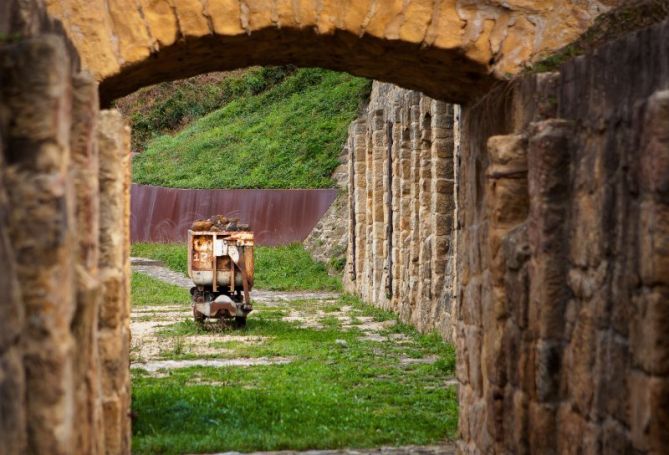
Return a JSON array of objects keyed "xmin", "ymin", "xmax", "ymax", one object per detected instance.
[{"xmin": 131, "ymin": 257, "xmax": 193, "ymax": 288}]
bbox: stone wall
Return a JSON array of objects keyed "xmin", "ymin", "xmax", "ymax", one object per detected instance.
[
  {"xmin": 343, "ymin": 82, "xmax": 456, "ymax": 339},
  {"xmin": 2, "ymin": 1, "xmax": 667, "ymax": 454},
  {"xmin": 456, "ymin": 19, "xmax": 669, "ymax": 455},
  {"xmin": 0, "ymin": 1, "xmax": 132, "ymax": 453},
  {"xmin": 303, "ymin": 151, "xmax": 348, "ymax": 269},
  {"xmin": 45, "ymin": 0, "xmax": 619, "ymax": 105}
]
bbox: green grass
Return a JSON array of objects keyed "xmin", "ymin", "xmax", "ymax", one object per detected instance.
[
  {"xmin": 131, "ymin": 272, "xmax": 190, "ymax": 307},
  {"xmin": 131, "ymin": 295, "xmax": 457, "ymax": 454},
  {"xmin": 131, "ymin": 242, "xmax": 341, "ymax": 291},
  {"xmin": 253, "ymin": 243, "xmax": 341, "ymax": 291},
  {"xmin": 131, "ymin": 68, "xmax": 371, "ymax": 189},
  {"xmin": 116, "ymin": 67, "xmax": 297, "ymax": 152}
]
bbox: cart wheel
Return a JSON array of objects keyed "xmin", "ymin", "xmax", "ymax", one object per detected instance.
[
  {"xmin": 193, "ymin": 308, "xmax": 206, "ymax": 325},
  {"xmin": 234, "ymin": 316, "xmax": 247, "ymax": 329}
]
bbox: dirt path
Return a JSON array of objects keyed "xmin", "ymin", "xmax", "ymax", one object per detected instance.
[
  {"xmin": 131, "ymin": 257, "xmax": 379, "ymax": 371},
  {"xmin": 130, "ymin": 257, "xmax": 447, "ymax": 372},
  {"xmin": 131, "ymin": 257, "xmax": 193, "ymax": 288}
]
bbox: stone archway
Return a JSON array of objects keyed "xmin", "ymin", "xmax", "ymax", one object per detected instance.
[
  {"xmin": 45, "ymin": 0, "xmax": 609, "ymax": 105},
  {"xmin": 3, "ymin": 1, "xmax": 642, "ymax": 454}
]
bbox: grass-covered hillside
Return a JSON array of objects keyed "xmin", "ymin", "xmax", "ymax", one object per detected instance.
[
  {"xmin": 127, "ymin": 68, "xmax": 371, "ymax": 189},
  {"xmin": 116, "ymin": 67, "xmax": 296, "ymax": 153}
]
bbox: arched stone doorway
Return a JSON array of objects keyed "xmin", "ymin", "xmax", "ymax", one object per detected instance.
[
  {"xmin": 5, "ymin": 0, "xmax": 652, "ymax": 454},
  {"xmin": 45, "ymin": 0, "xmax": 606, "ymax": 106}
]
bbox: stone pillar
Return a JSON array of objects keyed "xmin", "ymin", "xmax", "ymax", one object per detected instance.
[
  {"xmin": 370, "ymin": 109, "xmax": 386, "ymax": 306},
  {"xmin": 353, "ymin": 120, "xmax": 368, "ymax": 289},
  {"xmin": 97, "ymin": 111, "xmax": 131, "ymax": 455},
  {"xmin": 383, "ymin": 120, "xmax": 393, "ymax": 305},
  {"xmin": 398, "ymin": 103, "xmax": 412, "ymax": 320},
  {"xmin": 1, "ymin": 35, "xmax": 77, "ymax": 455},
  {"xmin": 430, "ymin": 101, "xmax": 455, "ymax": 337},
  {"xmin": 0, "ymin": 44, "xmax": 28, "ymax": 455},
  {"xmin": 70, "ymin": 73, "xmax": 105, "ymax": 455},
  {"xmin": 362, "ymin": 126, "xmax": 374, "ymax": 302},
  {"xmin": 407, "ymin": 92, "xmax": 421, "ymax": 319},
  {"xmin": 525, "ymin": 120, "xmax": 571, "ymax": 454},
  {"xmin": 430, "ymin": 102, "xmax": 454, "ymax": 302},
  {"xmin": 485, "ymin": 133, "xmax": 530, "ymax": 453},
  {"xmin": 344, "ymin": 130, "xmax": 355, "ymax": 289},
  {"xmin": 416, "ymin": 97, "xmax": 433, "ymax": 329},
  {"xmin": 456, "ymin": 103, "xmax": 489, "ymax": 454},
  {"xmin": 390, "ymin": 109, "xmax": 403, "ymax": 308},
  {"xmin": 628, "ymin": 90, "xmax": 669, "ymax": 454}
]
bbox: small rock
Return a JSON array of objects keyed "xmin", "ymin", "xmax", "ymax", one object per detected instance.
[{"xmin": 335, "ymin": 339, "xmax": 348, "ymax": 348}]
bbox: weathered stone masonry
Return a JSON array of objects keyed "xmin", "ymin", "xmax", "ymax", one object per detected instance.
[
  {"xmin": 1, "ymin": 3, "xmax": 132, "ymax": 453},
  {"xmin": 456, "ymin": 20, "xmax": 669, "ymax": 454},
  {"xmin": 3, "ymin": 0, "xmax": 668, "ymax": 454},
  {"xmin": 342, "ymin": 82, "xmax": 456, "ymax": 339}
]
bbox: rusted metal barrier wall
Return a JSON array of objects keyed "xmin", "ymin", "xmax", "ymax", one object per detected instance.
[{"xmin": 130, "ymin": 184, "xmax": 337, "ymax": 245}]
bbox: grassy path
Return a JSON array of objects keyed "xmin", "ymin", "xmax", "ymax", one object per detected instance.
[{"xmin": 130, "ymin": 255, "xmax": 458, "ymax": 455}]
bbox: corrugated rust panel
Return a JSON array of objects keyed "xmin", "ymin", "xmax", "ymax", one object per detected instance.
[{"xmin": 130, "ymin": 184, "xmax": 337, "ymax": 245}]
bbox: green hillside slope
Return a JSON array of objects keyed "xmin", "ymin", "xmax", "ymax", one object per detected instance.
[
  {"xmin": 116, "ymin": 67, "xmax": 295, "ymax": 153},
  {"xmin": 131, "ymin": 68, "xmax": 370, "ymax": 189}
]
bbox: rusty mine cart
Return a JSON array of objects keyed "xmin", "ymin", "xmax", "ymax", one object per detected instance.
[{"xmin": 188, "ymin": 225, "xmax": 254, "ymax": 328}]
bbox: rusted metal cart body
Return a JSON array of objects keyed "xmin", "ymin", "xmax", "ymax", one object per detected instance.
[{"xmin": 188, "ymin": 229, "xmax": 254, "ymax": 326}]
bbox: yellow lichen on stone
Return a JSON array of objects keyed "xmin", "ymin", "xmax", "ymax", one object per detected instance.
[
  {"xmin": 464, "ymin": 18, "xmax": 495, "ymax": 65},
  {"xmin": 537, "ymin": 5, "xmax": 587, "ymax": 58},
  {"xmin": 107, "ymin": 0, "xmax": 152, "ymax": 64},
  {"xmin": 495, "ymin": 15, "xmax": 536, "ymax": 76},
  {"xmin": 245, "ymin": 0, "xmax": 276, "ymax": 31},
  {"xmin": 273, "ymin": 0, "xmax": 299, "ymax": 28},
  {"xmin": 341, "ymin": 0, "xmax": 373, "ymax": 36},
  {"xmin": 208, "ymin": 0, "xmax": 245, "ymax": 35},
  {"xmin": 316, "ymin": 0, "xmax": 342, "ymax": 35},
  {"xmin": 364, "ymin": 0, "xmax": 403, "ymax": 38},
  {"xmin": 45, "ymin": 0, "xmax": 120, "ymax": 80},
  {"xmin": 430, "ymin": 1, "xmax": 464, "ymax": 50},
  {"xmin": 398, "ymin": 0, "xmax": 434, "ymax": 44},
  {"xmin": 296, "ymin": 0, "xmax": 318, "ymax": 28},
  {"xmin": 139, "ymin": 0, "xmax": 178, "ymax": 47},
  {"xmin": 44, "ymin": 0, "xmax": 616, "ymax": 95},
  {"xmin": 488, "ymin": 10, "xmax": 512, "ymax": 56},
  {"xmin": 173, "ymin": 0, "xmax": 212, "ymax": 37}
]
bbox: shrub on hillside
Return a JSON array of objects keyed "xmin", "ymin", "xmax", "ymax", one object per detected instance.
[{"xmin": 116, "ymin": 66, "xmax": 296, "ymax": 152}]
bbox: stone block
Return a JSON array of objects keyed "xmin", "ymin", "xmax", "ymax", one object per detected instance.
[
  {"xmin": 564, "ymin": 306, "xmax": 596, "ymax": 416},
  {"xmin": 139, "ymin": 0, "xmax": 179, "ymax": 46},
  {"xmin": 601, "ymin": 418, "xmax": 633, "ymax": 454},
  {"xmin": 0, "ymin": 348, "xmax": 27, "ymax": 454},
  {"xmin": 107, "ymin": 0, "xmax": 152, "ymax": 62},
  {"xmin": 630, "ymin": 287, "xmax": 669, "ymax": 376},
  {"xmin": 485, "ymin": 385, "xmax": 505, "ymax": 443},
  {"xmin": 640, "ymin": 90, "xmax": 669, "ymax": 200},
  {"xmin": 627, "ymin": 371, "xmax": 669, "ymax": 452},
  {"xmin": 98, "ymin": 270, "xmax": 123, "ymax": 329},
  {"xmin": 528, "ymin": 401, "xmax": 557, "ymax": 454},
  {"xmin": 505, "ymin": 388, "xmax": 529, "ymax": 454},
  {"xmin": 534, "ymin": 339, "xmax": 561, "ymax": 403},
  {"xmin": 639, "ymin": 200, "xmax": 669, "ymax": 286}
]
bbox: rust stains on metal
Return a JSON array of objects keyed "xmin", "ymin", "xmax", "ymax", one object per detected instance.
[{"xmin": 130, "ymin": 184, "xmax": 337, "ymax": 245}]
